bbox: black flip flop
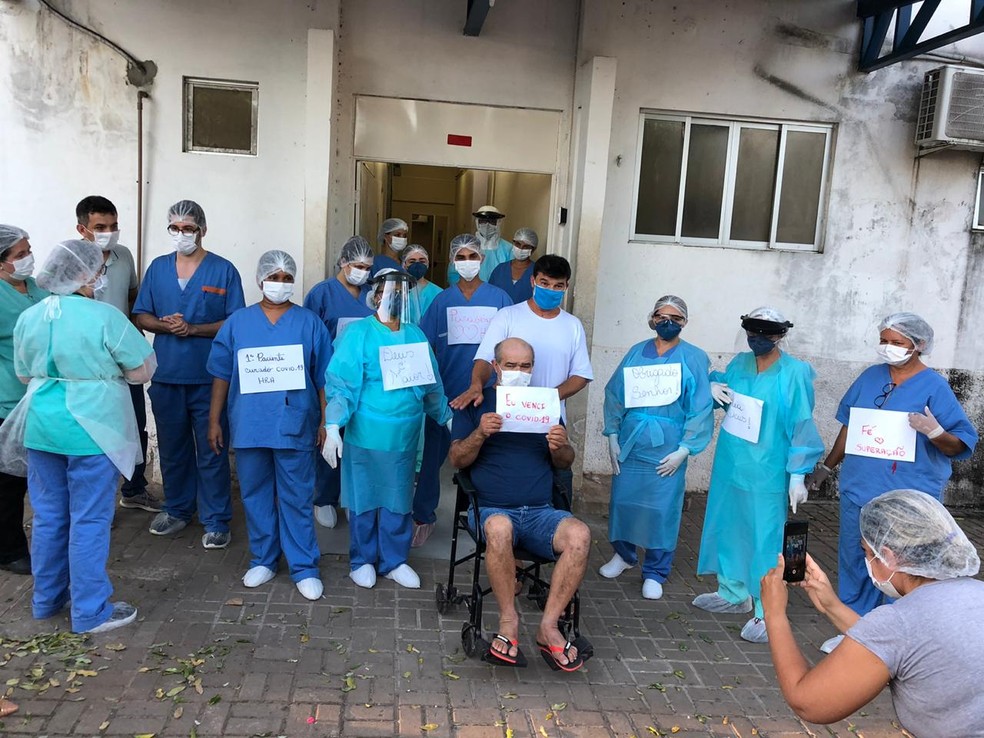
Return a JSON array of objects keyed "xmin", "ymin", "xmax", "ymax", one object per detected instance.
[
  {"xmin": 483, "ymin": 633, "xmax": 527, "ymax": 667},
  {"xmin": 536, "ymin": 639, "xmax": 584, "ymax": 672}
]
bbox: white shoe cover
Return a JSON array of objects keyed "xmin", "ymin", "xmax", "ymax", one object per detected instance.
[
  {"xmin": 314, "ymin": 505, "xmax": 337, "ymax": 528},
  {"xmin": 599, "ymin": 553, "xmax": 635, "ymax": 579},
  {"xmin": 692, "ymin": 592, "xmax": 753, "ymax": 614},
  {"xmin": 384, "ymin": 563, "xmax": 421, "ymax": 589},
  {"xmin": 642, "ymin": 579, "xmax": 664, "ymax": 600},
  {"xmin": 349, "ymin": 563, "xmax": 376, "ymax": 589},
  {"xmin": 820, "ymin": 634, "xmax": 845, "ymax": 654},
  {"xmin": 296, "ymin": 577, "xmax": 324, "ymax": 600},
  {"xmin": 740, "ymin": 617, "xmax": 769, "ymax": 644},
  {"xmin": 243, "ymin": 566, "xmax": 276, "ymax": 588}
]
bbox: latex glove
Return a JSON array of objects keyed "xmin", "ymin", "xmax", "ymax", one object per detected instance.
[
  {"xmin": 788, "ymin": 474, "xmax": 808, "ymax": 514},
  {"xmin": 656, "ymin": 446, "xmax": 690, "ymax": 477},
  {"xmin": 608, "ymin": 435, "xmax": 622, "ymax": 476},
  {"xmin": 321, "ymin": 424, "xmax": 343, "ymax": 469},
  {"xmin": 711, "ymin": 382, "xmax": 733, "ymax": 405},
  {"xmin": 908, "ymin": 405, "xmax": 944, "ymax": 439},
  {"xmin": 804, "ymin": 463, "xmax": 832, "ymax": 492}
]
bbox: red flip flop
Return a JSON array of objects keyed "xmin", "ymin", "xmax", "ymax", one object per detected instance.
[
  {"xmin": 536, "ymin": 640, "xmax": 584, "ymax": 672},
  {"xmin": 483, "ymin": 633, "xmax": 527, "ymax": 667}
]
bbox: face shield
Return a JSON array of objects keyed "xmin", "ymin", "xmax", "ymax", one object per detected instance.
[
  {"xmin": 734, "ymin": 313, "xmax": 795, "ymax": 355},
  {"xmin": 366, "ymin": 270, "xmax": 421, "ymax": 325}
]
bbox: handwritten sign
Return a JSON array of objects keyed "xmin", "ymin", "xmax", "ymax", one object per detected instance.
[
  {"xmin": 721, "ymin": 390, "xmax": 764, "ymax": 444},
  {"xmin": 238, "ymin": 344, "xmax": 306, "ymax": 394},
  {"xmin": 623, "ymin": 363, "xmax": 682, "ymax": 408},
  {"xmin": 447, "ymin": 306, "xmax": 499, "ymax": 345},
  {"xmin": 496, "ymin": 386, "xmax": 561, "ymax": 434},
  {"xmin": 846, "ymin": 408, "xmax": 917, "ymax": 463},
  {"xmin": 335, "ymin": 316, "xmax": 361, "ymax": 337},
  {"xmin": 380, "ymin": 342, "xmax": 435, "ymax": 391}
]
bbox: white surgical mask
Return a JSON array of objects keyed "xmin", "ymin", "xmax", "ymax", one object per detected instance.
[
  {"xmin": 7, "ymin": 253, "xmax": 35, "ymax": 281},
  {"xmin": 864, "ymin": 555, "xmax": 902, "ymax": 599},
  {"xmin": 93, "ymin": 231, "xmax": 120, "ymax": 251},
  {"xmin": 172, "ymin": 231, "xmax": 199, "ymax": 255},
  {"xmin": 455, "ymin": 260, "xmax": 481, "ymax": 281},
  {"xmin": 389, "ymin": 236, "xmax": 408, "ymax": 252},
  {"xmin": 90, "ymin": 274, "xmax": 108, "ymax": 294},
  {"xmin": 346, "ymin": 266, "xmax": 370, "ymax": 286},
  {"xmin": 512, "ymin": 246, "xmax": 532, "ymax": 261},
  {"xmin": 262, "ymin": 281, "xmax": 293, "ymax": 304},
  {"xmin": 499, "ymin": 370, "xmax": 532, "ymax": 387},
  {"xmin": 876, "ymin": 344, "xmax": 912, "ymax": 366}
]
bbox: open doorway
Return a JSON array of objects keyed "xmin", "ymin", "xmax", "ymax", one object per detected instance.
[{"xmin": 356, "ymin": 162, "xmax": 552, "ymax": 287}]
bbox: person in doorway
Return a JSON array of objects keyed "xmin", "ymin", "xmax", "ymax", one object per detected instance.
[
  {"xmin": 207, "ymin": 250, "xmax": 331, "ymax": 600},
  {"xmin": 402, "ymin": 245, "xmax": 443, "ymax": 321},
  {"xmin": 74, "ymin": 195, "xmax": 157, "ymax": 513},
  {"xmin": 322, "ymin": 269, "xmax": 451, "ymax": 590},
  {"xmin": 693, "ymin": 307, "xmax": 823, "ymax": 643},
  {"xmin": 600, "ymin": 295, "xmax": 714, "ymax": 599},
  {"xmin": 488, "ymin": 227, "xmax": 537, "ymax": 304},
  {"xmin": 446, "ymin": 206, "xmax": 513, "ymax": 285},
  {"xmin": 803, "ymin": 312, "xmax": 977, "ymax": 653},
  {"xmin": 9, "ymin": 240, "xmax": 155, "ymax": 633},
  {"xmin": 0, "ymin": 225, "xmax": 48, "ymax": 577},
  {"xmin": 414, "ymin": 234, "xmax": 511, "ymax": 546},
  {"xmin": 133, "ymin": 200, "xmax": 245, "ymax": 549},
  {"xmin": 304, "ymin": 235, "xmax": 375, "ymax": 529},
  {"xmin": 371, "ymin": 218, "xmax": 409, "ymax": 276}
]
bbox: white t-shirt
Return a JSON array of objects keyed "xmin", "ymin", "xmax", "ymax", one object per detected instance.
[{"xmin": 475, "ymin": 301, "xmax": 593, "ymax": 417}]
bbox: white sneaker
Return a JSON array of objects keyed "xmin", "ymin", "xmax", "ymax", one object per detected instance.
[
  {"xmin": 820, "ymin": 634, "xmax": 845, "ymax": 654},
  {"xmin": 242, "ymin": 566, "xmax": 276, "ymax": 588},
  {"xmin": 296, "ymin": 577, "xmax": 324, "ymax": 600},
  {"xmin": 740, "ymin": 617, "xmax": 769, "ymax": 644},
  {"xmin": 349, "ymin": 563, "xmax": 376, "ymax": 589},
  {"xmin": 85, "ymin": 602, "xmax": 137, "ymax": 634},
  {"xmin": 642, "ymin": 579, "xmax": 663, "ymax": 600},
  {"xmin": 384, "ymin": 563, "xmax": 421, "ymax": 589},
  {"xmin": 599, "ymin": 553, "xmax": 635, "ymax": 579},
  {"xmin": 314, "ymin": 505, "xmax": 337, "ymax": 529}
]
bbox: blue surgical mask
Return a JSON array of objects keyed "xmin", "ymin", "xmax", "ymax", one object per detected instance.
[
  {"xmin": 653, "ymin": 319, "xmax": 682, "ymax": 341},
  {"xmin": 532, "ymin": 284, "xmax": 564, "ymax": 311},
  {"xmin": 747, "ymin": 334, "xmax": 776, "ymax": 356},
  {"xmin": 406, "ymin": 262, "xmax": 428, "ymax": 280}
]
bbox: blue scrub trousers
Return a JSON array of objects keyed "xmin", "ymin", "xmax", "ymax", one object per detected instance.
[
  {"xmin": 838, "ymin": 496, "xmax": 887, "ymax": 617},
  {"xmin": 313, "ymin": 427, "xmax": 344, "ymax": 508},
  {"xmin": 121, "ymin": 382, "xmax": 149, "ymax": 496},
  {"xmin": 612, "ymin": 540, "xmax": 676, "ymax": 584},
  {"xmin": 148, "ymin": 382, "xmax": 231, "ymax": 532},
  {"xmin": 28, "ymin": 449, "xmax": 118, "ymax": 633},
  {"xmin": 413, "ymin": 417, "xmax": 450, "ymax": 524},
  {"xmin": 236, "ymin": 448, "xmax": 320, "ymax": 582},
  {"xmin": 349, "ymin": 508, "xmax": 412, "ymax": 575}
]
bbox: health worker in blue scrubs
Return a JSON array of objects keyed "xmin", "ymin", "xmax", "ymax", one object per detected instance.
[
  {"xmin": 133, "ymin": 200, "xmax": 245, "ymax": 550},
  {"xmin": 446, "ymin": 205, "xmax": 513, "ymax": 285},
  {"xmin": 304, "ymin": 235, "xmax": 374, "ymax": 529},
  {"xmin": 207, "ymin": 250, "xmax": 332, "ymax": 601},
  {"xmin": 414, "ymin": 234, "xmax": 510, "ymax": 546},
  {"xmin": 370, "ymin": 218, "xmax": 409, "ymax": 277},
  {"xmin": 323, "ymin": 269, "xmax": 451, "ymax": 590},
  {"xmin": 487, "ymin": 227, "xmax": 537, "ymax": 304}
]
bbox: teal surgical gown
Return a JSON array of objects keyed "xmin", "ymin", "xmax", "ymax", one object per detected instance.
[{"xmin": 0, "ymin": 278, "xmax": 48, "ymax": 419}]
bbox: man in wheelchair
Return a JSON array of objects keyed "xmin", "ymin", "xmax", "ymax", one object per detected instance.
[{"xmin": 448, "ymin": 337, "xmax": 592, "ymax": 672}]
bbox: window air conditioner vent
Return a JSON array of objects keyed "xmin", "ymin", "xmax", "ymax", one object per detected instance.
[{"xmin": 915, "ymin": 66, "xmax": 984, "ymax": 151}]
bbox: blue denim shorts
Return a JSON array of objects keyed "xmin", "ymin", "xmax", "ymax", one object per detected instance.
[{"xmin": 470, "ymin": 504, "xmax": 572, "ymax": 561}]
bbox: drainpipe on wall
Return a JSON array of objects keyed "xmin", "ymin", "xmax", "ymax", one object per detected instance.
[{"xmin": 136, "ymin": 91, "xmax": 150, "ymax": 278}]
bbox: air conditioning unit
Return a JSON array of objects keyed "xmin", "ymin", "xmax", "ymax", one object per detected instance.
[{"xmin": 915, "ymin": 65, "xmax": 984, "ymax": 151}]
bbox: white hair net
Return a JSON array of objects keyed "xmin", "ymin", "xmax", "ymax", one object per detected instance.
[
  {"xmin": 256, "ymin": 250, "xmax": 297, "ymax": 285},
  {"xmin": 513, "ymin": 228, "xmax": 539, "ymax": 248},
  {"xmin": 402, "ymin": 245, "xmax": 429, "ymax": 266},
  {"xmin": 377, "ymin": 218, "xmax": 408, "ymax": 245},
  {"xmin": 337, "ymin": 236, "xmax": 374, "ymax": 270},
  {"xmin": 651, "ymin": 295, "xmax": 689, "ymax": 321},
  {"xmin": 36, "ymin": 240, "xmax": 103, "ymax": 295},
  {"xmin": 0, "ymin": 225, "xmax": 29, "ymax": 259},
  {"xmin": 861, "ymin": 489, "xmax": 980, "ymax": 580},
  {"xmin": 450, "ymin": 233, "xmax": 483, "ymax": 260},
  {"xmin": 879, "ymin": 312, "xmax": 934, "ymax": 355},
  {"xmin": 168, "ymin": 200, "xmax": 207, "ymax": 229}
]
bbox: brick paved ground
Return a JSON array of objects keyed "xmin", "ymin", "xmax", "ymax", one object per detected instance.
[{"xmin": 1, "ymin": 485, "xmax": 981, "ymax": 738}]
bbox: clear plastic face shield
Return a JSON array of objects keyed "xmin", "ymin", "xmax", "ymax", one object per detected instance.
[
  {"xmin": 366, "ymin": 271, "xmax": 421, "ymax": 325},
  {"xmin": 734, "ymin": 314, "xmax": 794, "ymax": 355}
]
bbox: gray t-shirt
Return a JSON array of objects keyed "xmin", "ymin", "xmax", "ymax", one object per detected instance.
[
  {"xmin": 847, "ymin": 577, "xmax": 984, "ymax": 737},
  {"xmin": 97, "ymin": 245, "xmax": 138, "ymax": 316}
]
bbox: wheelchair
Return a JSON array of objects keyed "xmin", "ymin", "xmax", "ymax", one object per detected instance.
[{"xmin": 434, "ymin": 469, "xmax": 590, "ymax": 663}]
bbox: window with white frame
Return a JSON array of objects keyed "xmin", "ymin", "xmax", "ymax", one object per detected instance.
[{"xmin": 632, "ymin": 114, "xmax": 833, "ymax": 251}]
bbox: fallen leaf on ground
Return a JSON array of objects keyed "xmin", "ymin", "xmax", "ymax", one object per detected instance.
[
  {"xmin": 105, "ymin": 643, "xmax": 126, "ymax": 652},
  {"xmin": 224, "ymin": 598, "xmax": 243, "ymax": 607},
  {"xmin": 550, "ymin": 703, "xmax": 566, "ymax": 712},
  {"xmin": 98, "ymin": 721, "xmax": 110, "ymax": 731},
  {"xmin": 440, "ymin": 670, "xmax": 459, "ymax": 680},
  {"xmin": 173, "ymin": 706, "xmax": 183, "ymax": 719},
  {"xmin": 421, "ymin": 724, "xmax": 438, "ymax": 732}
]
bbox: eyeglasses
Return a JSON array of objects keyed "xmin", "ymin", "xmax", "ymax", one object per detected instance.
[
  {"xmin": 653, "ymin": 313, "xmax": 686, "ymax": 325},
  {"xmin": 873, "ymin": 382, "xmax": 897, "ymax": 409},
  {"xmin": 167, "ymin": 225, "xmax": 199, "ymax": 236}
]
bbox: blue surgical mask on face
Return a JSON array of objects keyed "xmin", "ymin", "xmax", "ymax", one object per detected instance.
[
  {"xmin": 653, "ymin": 320, "xmax": 682, "ymax": 341},
  {"xmin": 532, "ymin": 284, "xmax": 564, "ymax": 310},
  {"xmin": 747, "ymin": 334, "xmax": 777, "ymax": 356},
  {"xmin": 406, "ymin": 262, "xmax": 428, "ymax": 280}
]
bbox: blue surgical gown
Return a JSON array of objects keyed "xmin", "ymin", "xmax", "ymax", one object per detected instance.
[
  {"xmin": 302, "ymin": 277, "xmax": 372, "ymax": 340},
  {"xmin": 207, "ymin": 304, "xmax": 332, "ymax": 450},
  {"xmin": 325, "ymin": 317, "xmax": 450, "ymax": 515},
  {"xmin": 837, "ymin": 364, "xmax": 978, "ymax": 505},
  {"xmin": 488, "ymin": 260, "xmax": 534, "ymax": 305},
  {"xmin": 0, "ymin": 278, "xmax": 48, "ymax": 419},
  {"xmin": 132, "ymin": 252, "xmax": 245, "ymax": 384},
  {"xmin": 418, "ymin": 282, "xmax": 512, "ymax": 398},
  {"xmin": 697, "ymin": 351, "xmax": 824, "ymax": 601},
  {"xmin": 446, "ymin": 238, "xmax": 513, "ymax": 285},
  {"xmin": 369, "ymin": 254, "xmax": 402, "ymax": 277},
  {"xmin": 603, "ymin": 340, "xmax": 714, "ymax": 549}
]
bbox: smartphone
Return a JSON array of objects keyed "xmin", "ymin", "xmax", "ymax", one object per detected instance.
[{"xmin": 782, "ymin": 520, "xmax": 809, "ymax": 583}]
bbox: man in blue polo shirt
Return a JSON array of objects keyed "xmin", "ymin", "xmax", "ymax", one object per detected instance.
[{"xmin": 449, "ymin": 337, "xmax": 591, "ymax": 673}]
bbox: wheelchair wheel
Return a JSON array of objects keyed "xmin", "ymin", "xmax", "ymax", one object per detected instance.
[
  {"xmin": 529, "ymin": 583, "xmax": 548, "ymax": 611},
  {"xmin": 435, "ymin": 583, "xmax": 450, "ymax": 614},
  {"xmin": 461, "ymin": 623, "xmax": 479, "ymax": 657}
]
